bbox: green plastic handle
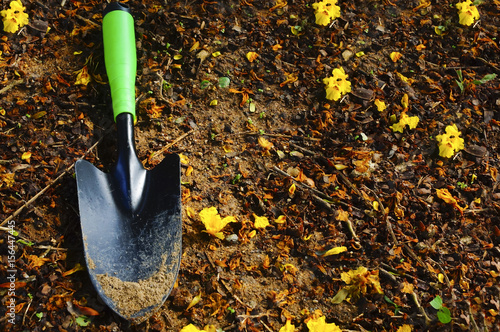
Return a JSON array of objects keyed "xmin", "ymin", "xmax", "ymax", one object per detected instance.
[{"xmin": 102, "ymin": 4, "xmax": 136, "ymax": 122}]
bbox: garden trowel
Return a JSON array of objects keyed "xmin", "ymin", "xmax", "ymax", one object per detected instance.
[{"xmin": 75, "ymin": 2, "xmax": 182, "ymax": 323}]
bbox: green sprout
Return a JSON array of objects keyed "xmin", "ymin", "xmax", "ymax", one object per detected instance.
[
  {"xmin": 384, "ymin": 295, "xmax": 402, "ymax": 315},
  {"xmin": 231, "ymin": 174, "xmax": 242, "ymax": 185},
  {"xmin": 200, "ymin": 80, "xmax": 211, "ymax": 89},
  {"xmin": 456, "ymin": 70, "xmax": 496, "ymax": 94},
  {"xmin": 430, "ymin": 295, "xmax": 452, "ymax": 324}
]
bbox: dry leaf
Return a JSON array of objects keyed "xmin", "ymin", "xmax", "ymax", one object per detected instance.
[
  {"xmin": 436, "ymin": 188, "xmax": 465, "ymax": 214},
  {"xmin": 185, "ymin": 291, "xmax": 202, "ymax": 311}
]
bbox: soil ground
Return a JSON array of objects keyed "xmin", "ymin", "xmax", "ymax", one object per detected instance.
[{"xmin": 1, "ymin": 0, "xmax": 500, "ymax": 331}]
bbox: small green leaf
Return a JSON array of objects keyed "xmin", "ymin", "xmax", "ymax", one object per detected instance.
[
  {"xmin": 231, "ymin": 174, "xmax": 242, "ymax": 185},
  {"xmin": 437, "ymin": 307, "xmax": 452, "ymax": 324},
  {"xmin": 17, "ymin": 239, "xmax": 33, "ymax": 246},
  {"xmin": 331, "ymin": 287, "xmax": 350, "ymax": 304},
  {"xmin": 218, "ymin": 77, "xmax": 231, "ymax": 88},
  {"xmin": 200, "ymin": 80, "xmax": 211, "ymax": 89},
  {"xmin": 473, "ymin": 73, "xmax": 496, "ymax": 85},
  {"xmin": 75, "ymin": 316, "xmax": 91, "ymax": 327},
  {"xmin": 430, "ymin": 295, "xmax": 443, "ymax": 310},
  {"xmin": 384, "ymin": 295, "xmax": 396, "ymax": 306},
  {"xmin": 35, "ymin": 312, "xmax": 43, "ymax": 320}
]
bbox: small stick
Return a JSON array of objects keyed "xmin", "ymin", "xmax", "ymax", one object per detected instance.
[
  {"xmin": 146, "ymin": 129, "xmax": 194, "ymax": 164},
  {"xmin": 1, "ymin": 139, "xmax": 101, "ymax": 227},
  {"xmin": 410, "ymin": 290, "xmax": 431, "ymax": 326},
  {"xmin": 379, "ymin": 267, "xmax": 398, "ymax": 283},
  {"xmin": 222, "ymin": 131, "xmax": 321, "ymax": 141},
  {"xmin": 259, "ymin": 320, "xmax": 273, "ymax": 332},
  {"xmin": 32, "ymin": 245, "xmax": 67, "ymax": 251},
  {"xmin": 273, "ymin": 166, "xmax": 361, "ymax": 243},
  {"xmin": 427, "ymin": 258, "xmax": 451, "ymax": 288},
  {"xmin": 468, "ymin": 301, "xmax": 481, "ymax": 332},
  {"xmin": 289, "ymin": 142, "xmax": 318, "ymax": 157},
  {"xmin": 75, "ymin": 14, "xmax": 100, "ymax": 28},
  {"xmin": 311, "ymin": 194, "xmax": 360, "ymax": 245},
  {"xmin": 386, "ymin": 219, "xmax": 399, "ymax": 246},
  {"xmin": 336, "ymin": 171, "xmax": 372, "ymax": 209},
  {"xmin": 0, "ymin": 79, "xmax": 24, "ymax": 95}
]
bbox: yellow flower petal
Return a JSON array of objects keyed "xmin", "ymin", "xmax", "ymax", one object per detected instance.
[
  {"xmin": 246, "ymin": 51, "xmax": 258, "ymax": 62},
  {"xmin": 306, "ymin": 314, "xmax": 342, "ymax": 332},
  {"xmin": 390, "ymin": 113, "xmax": 419, "ymax": 133},
  {"xmin": 279, "ymin": 319, "xmax": 295, "ymax": 332},
  {"xmin": 21, "ymin": 151, "xmax": 31, "ymax": 161},
  {"xmin": 397, "ymin": 324, "xmax": 413, "ymax": 332},
  {"xmin": 456, "ymin": 0, "xmax": 480, "ymax": 26},
  {"xmin": 374, "ymin": 99, "xmax": 386, "ymax": 112},
  {"xmin": 401, "ymin": 93, "xmax": 409, "ymax": 109},
  {"xmin": 312, "ymin": 0, "xmax": 341, "ymax": 26},
  {"xmin": 390, "ymin": 51, "xmax": 403, "ymax": 62},
  {"xmin": 321, "ymin": 246, "xmax": 347, "ymax": 257},
  {"xmin": 1, "ymin": 0, "xmax": 29, "ymax": 33},
  {"xmin": 179, "ymin": 153, "xmax": 190, "ymax": 165},
  {"xmin": 436, "ymin": 124, "xmax": 464, "ymax": 158},
  {"xmin": 274, "ymin": 215, "xmax": 286, "ymax": 224},
  {"xmin": 323, "ymin": 67, "xmax": 351, "ymax": 101},
  {"xmin": 199, "ymin": 207, "xmax": 236, "ymax": 239},
  {"xmin": 258, "ymin": 136, "xmax": 274, "ymax": 150},
  {"xmin": 253, "ymin": 214, "xmax": 270, "ymax": 228}
]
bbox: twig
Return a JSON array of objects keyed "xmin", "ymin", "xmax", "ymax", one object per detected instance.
[
  {"xmin": 468, "ymin": 301, "xmax": 481, "ymax": 332},
  {"xmin": 259, "ymin": 320, "xmax": 273, "ymax": 332},
  {"xmin": 0, "ymin": 139, "xmax": 101, "ymax": 227},
  {"xmin": 205, "ymin": 252, "xmax": 253, "ymax": 309},
  {"xmin": 386, "ymin": 219, "xmax": 399, "ymax": 246},
  {"xmin": 380, "ymin": 262, "xmax": 428, "ymax": 284},
  {"xmin": 289, "ymin": 142, "xmax": 318, "ymax": 157},
  {"xmin": 379, "ymin": 267, "xmax": 398, "ymax": 283},
  {"xmin": 75, "ymin": 14, "xmax": 100, "ymax": 28},
  {"xmin": 21, "ymin": 297, "xmax": 33, "ymax": 326},
  {"xmin": 272, "ymin": 166, "xmax": 338, "ymax": 203},
  {"xmin": 0, "ymin": 226, "xmax": 32, "ymax": 243},
  {"xmin": 0, "ymin": 79, "xmax": 24, "ymax": 95},
  {"xmin": 32, "ymin": 245, "xmax": 67, "ymax": 251},
  {"xmin": 336, "ymin": 171, "xmax": 372, "ymax": 209},
  {"xmin": 410, "ymin": 290, "xmax": 431, "ymax": 326},
  {"xmin": 427, "ymin": 258, "xmax": 451, "ymax": 288},
  {"xmin": 273, "ymin": 166, "xmax": 361, "ymax": 244},
  {"xmin": 475, "ymin": 56, "xmax": 500, "ymax": 73},
  {"xmin": 146, "ymin": 129, "xmax": 194, "ymax": 164},
  {"xmin": 311, "ymin": 194, "xmax": 360, "ymax": 245},
  {"xmin": 363, "ymin": 185, "xmax": 387, "ymax": 220},
  {"xmin": 403, "ymin": 243, "xmax": 429, "ymax": 276},
  {"xmin": 222, "ymin": 131, "xmax": 321, "ymax": 141}
]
